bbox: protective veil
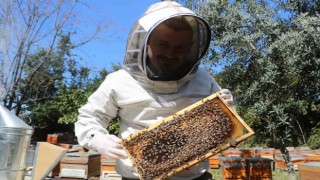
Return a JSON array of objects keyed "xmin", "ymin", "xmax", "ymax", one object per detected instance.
[
  {"xmin": 122, "ymin": 1, "xmax": 210, "ymax": 93},
  {"xmin": 75, "ymin": 1, "xmax": 222, "ymax": 179}
]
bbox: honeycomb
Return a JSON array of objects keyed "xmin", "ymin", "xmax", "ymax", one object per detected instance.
[{"xmin": 121, "ymin": 92, "xmax": 254, "ymax": 179}]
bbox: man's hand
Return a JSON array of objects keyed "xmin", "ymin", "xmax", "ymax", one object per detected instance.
[
  {"xmin": 89, "ymin": 133, "xmax": 128, "ymax": 159},
  {"xmin": 220, "ymin": 89, "xmax": 233, "ymax": 106}
]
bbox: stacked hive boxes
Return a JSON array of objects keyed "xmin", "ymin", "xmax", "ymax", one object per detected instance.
[
  {"xmin": 220, "ymin": 156, "xmax": 246, "ymax": 180},
  {"xmin": 47, "ymin": 132, "xmax": 75, "ymax": 145},
  {"xmin": 100, "ymin": 157, "xmax": 121, "ymax": 180},
  {"xmin": 274, "ymin": 149, "xmax": 306, "ymax": 171},
  {"xmin": 209, "ymin": 155, "xmax": 220, "ymax": 169},
  {"xmin": 245, "ymin": 157, "xmax": 272, "ymax": 180},
  {"xmin": 298, "ymin": 162, "xmax": 320, "ymax": 180},
  {"xmin": 300, "ymin": 150, "xmax": 320, "ymax": 163},
  {"xmin": 220, "ymin": 156, "xmax": 273, "ymax": 180},
  {"xmin": 59, "ymin": 152, "xmax": 101, "ymax": 179}
]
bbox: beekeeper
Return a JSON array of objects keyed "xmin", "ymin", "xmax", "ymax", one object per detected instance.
[{"xmin": 75, "ymin": 1, "xmax": 233, "ymax": 180}]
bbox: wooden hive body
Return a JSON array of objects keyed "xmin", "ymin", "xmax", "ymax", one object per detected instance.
[
  {"xmin": 209, "ymin": 155, "xmax": 220, "ymax": 169},
  {"xmin": 59, "ymin": 152, "xmax": 101, "ymax": 179},
  {"xmin": 298, "ymin": 162, "xmax": 320, "ymax": 180},
  {"xmin": 220, "ymin": 156, "xmax": 246, "ymax": 180},
  {"xmin": 245, "ymin": 157, "xmax": 273, "ymax": 179},
  {"xmin": 121, "ymin": 92, "xmax": 254, "ymax": 180}
]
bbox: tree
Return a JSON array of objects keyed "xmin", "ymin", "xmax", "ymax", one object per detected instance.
[
  {"xmin": 27, "ymin": 59, "xmax": 121, "ymax": 140},
  {"xmin": 25, "ymin": 58, "xmax": 105, "ymax": 139},
  {"xmin": 182, "ymin": 0, "xmax": 320, "ymax": 177},
  {"xmin": 0, "ymin": 0, "xmax": 109, "ymax": 115}
]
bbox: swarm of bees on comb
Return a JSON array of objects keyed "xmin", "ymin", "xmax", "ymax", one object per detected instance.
[{"xmin": 121, "ymin": 93, "xmax": 254, "ymax": 180}]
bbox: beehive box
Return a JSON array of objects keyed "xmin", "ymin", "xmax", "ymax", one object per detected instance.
[
  {"xmin": 222, "ymin": 148, "xmax": 242, "ymax": 157},
  {"xmin": 295, "ymin": 147, "xmax": 311, "ymax": 152},
  {"xmin": 220, "ymin": 156, "xmax": 246, "ymax": 180},
  {"xmin": 49, "ymin": 133, "xmax": 64, "ymax": 144},
  {"xmin": 59, "ymin": 151, "xmax": 101, "ymax": 179},
  {"xmin": 121, "ymin": 92, "xmax": 254, "ymax": 180},
  {"xmin": 101, "ymin": 156, "xmax": 116, "ymax": 174},
  {"xmin": 209, "ymin": 155, "xmax": 220, "ymax": 169},
  {"xmin": 245, "ymin": 157, "xmax": 272, "ymax": 179},
  {"xmin": 240, "ymin": 148, "xmax": 255, "ymax": 158},
  {"xmin": 255, "ymin": 148, "xmax": 275, "ymax": 160},
  {"xmin": 58, "ymin": 143, "xmax": 74, "ymax": 149},
  {"xmin": 304, "ymin": 153, "xmax": 320, "ymax": 163},
  {"xmin": 48, "ymin": 162, "xmax": 60, "ymax": 177},
  {"xmin": 72, "ymin": 144, "xmax": 87, "ymax": 152},
  {"xmin": 298, "ymin": 162, "xmax": 320, "ymax": 180},
  {"xmin": 274, "ymin": 153, "xmax": 306, "ymax": 171}
]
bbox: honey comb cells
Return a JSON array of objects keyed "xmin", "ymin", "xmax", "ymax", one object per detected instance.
[{"xmin": 122, "ymin": 98, "xmax": 233, "ymax": 179}]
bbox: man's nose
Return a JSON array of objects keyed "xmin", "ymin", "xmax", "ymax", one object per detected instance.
[{"xmin": 164, "ymin": 48, "xmax": 175, "ymax": 58}]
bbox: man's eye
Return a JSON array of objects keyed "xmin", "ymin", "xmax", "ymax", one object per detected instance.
[
  {"xmin": 158, "ymin": 43, "xmax": 168, "ymax": 49},
  {"xmin": 175, "ymin": 47, "xmax": 187, "ymax": 52}
]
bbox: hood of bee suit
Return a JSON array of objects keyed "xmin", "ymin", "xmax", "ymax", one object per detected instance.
[{"xmin": 122, "ymin": 1, "xmax": 211, "ymax": 93}]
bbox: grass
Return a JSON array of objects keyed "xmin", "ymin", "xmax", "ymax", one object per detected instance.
[{"xmin": 209, "ymin": 168, "xmax": 300, "ymax": 180}]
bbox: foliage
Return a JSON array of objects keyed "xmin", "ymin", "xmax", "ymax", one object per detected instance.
[
  {"xmin": 23, "ymin": 34, "xmax": 90, "ymax": 133},
  {"xmin": 0, "ymin": 0, "xmax": 116, "ymax": 136},
  {"xmin": 0, "ymin": 0, "xmax": 109, "ymax": 114},
  {"xmin": 15, "ymin": 30, "xmax": 121, "ymax": 136},
  {"xmin": 307, "ymin": 127, "xmax": 320, "ymax": 149},
  {"xmin": 186, "ymin": 0, "xmax": 320, "ymax": 149},
  {"xmin": 183, "ymin": 1, "xmax": 319, "ymax": 175}
]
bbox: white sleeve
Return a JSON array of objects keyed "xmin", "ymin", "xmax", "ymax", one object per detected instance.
[
  {"xmin": 75, "ymin": 75, "xmax": 119, "ymax": 149},
  {"xmin": 210, "ymin": 77, "xmax": 222, "ymax": 93},
  {"xmin": 200, "ymin": 68, "xmax": 221, "ymax": 93}
]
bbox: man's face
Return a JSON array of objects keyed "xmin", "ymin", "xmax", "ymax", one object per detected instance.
[{"xmin": 147, "ymin": 23, "xmax": 193, "ymax": 76}]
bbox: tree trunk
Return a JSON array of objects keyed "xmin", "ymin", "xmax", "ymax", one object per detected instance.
[{"xmin": 279, "ymin": 144, "xmax": 296, "ymax": 179}]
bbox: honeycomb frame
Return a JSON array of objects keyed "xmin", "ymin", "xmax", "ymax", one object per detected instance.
[{"xmin": 121, "ymin": 91, "xmax": 254, "ymax": 179}]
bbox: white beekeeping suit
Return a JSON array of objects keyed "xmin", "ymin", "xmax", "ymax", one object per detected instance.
[{"xmin": 75, "ymin": 1, "xmax": 229, "ymax": 179}]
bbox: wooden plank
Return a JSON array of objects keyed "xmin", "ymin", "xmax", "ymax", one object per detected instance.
[
  {"xmin": 31, "ymin": 142, "xmax": 68, "ymax": 180},
  {"xmin": 121, "ymin": 92, "xmax": 254, "ymax": 179},
  {"xmin": 60, "ymin": 152, "xmax": 100, "ymax": 164}
]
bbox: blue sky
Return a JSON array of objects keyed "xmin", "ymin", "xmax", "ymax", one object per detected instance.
[{"xmin": 73, "ymin": 0, "xmax": 159, "ymax": 72}]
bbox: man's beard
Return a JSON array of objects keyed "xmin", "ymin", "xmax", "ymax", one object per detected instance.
[
  {"xmin": 154, "ymin": 56, "xmax": 180, "ymax": 75},
  {"xmin": 146, "ymin": 56, "xmax": 192, "ymax": 81}
]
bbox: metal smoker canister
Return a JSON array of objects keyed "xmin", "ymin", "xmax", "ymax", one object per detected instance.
[{"xmin": 0, "ymin": 105, "xmax": 33, "ymax": 180}]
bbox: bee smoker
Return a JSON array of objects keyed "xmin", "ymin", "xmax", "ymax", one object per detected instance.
[{"xmin": 0, "ymin": 105, "xmax": 33, "ymax": 180}]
